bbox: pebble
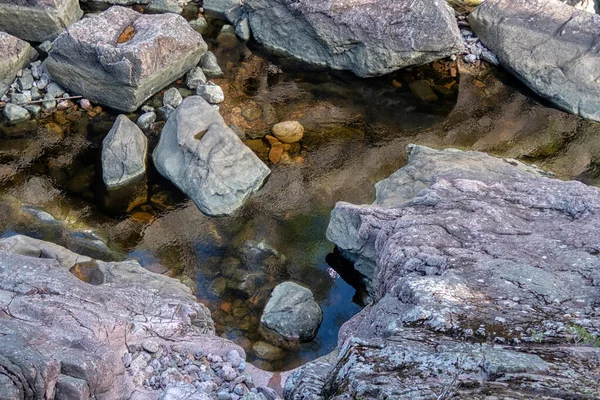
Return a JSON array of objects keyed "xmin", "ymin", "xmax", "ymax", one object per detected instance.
[
  {"xmin": 142, "ymin": 339, "xmax": 160, "ymax": 353},
  {"xmin": 235, "ymin": 16, "xmax": 251, "ymax": 42},
  {"xmin": 200, "ymin": 51, "xmax": 224, "ymax": 77},
  {"xmin": 45, "ymin": 82, "xmax": 66, "ymax": 98},
  {"xmin": 226, "ymin": 350, "xmax": 242, "ymax": 368},
  {"xmin": 189, "ymin": 15, "xmax": 208, "ymax": 34},
  {"xmin": 186, "ymin": 67, "xmax": 207, "ymax": 90},
  {"xmin": 163, "ymin": 87, "xmax": 183, "ymax": 108},
  {"xmin": 3, "ymin": 103, "xmax": 31, "ymax": 122},
  {"xmin": 197, "ymin": 82, "xmax": 225, "ymax": 104},
  {"xmin": 137, "ymin": 111, "xmax": 157, "ymax": 130},
  {"xmin": 272, "ymin": 121, "xmax": 304, "ymax": 143},
  {"xmin": 38, "ymin": 40, "xmax": 53, "ymax": 54},
  {"xmin": 464, "ymin": 54, "xmax": 478, "ymax": 63}
]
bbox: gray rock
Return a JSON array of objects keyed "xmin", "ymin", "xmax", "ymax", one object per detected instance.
[
  {"xmin": 226, "ymin": 349, "xmax": 242, "ymax": 368},
  {"xmin": 137, "ymin": 111, "xmax": 156, "ymax": 130},
  {"xmin": 319, "ymin": 144, "xmax": 600, "ymax": 398},
  {"xmin": 147, "ymin": 0, "xmax": 182, "ymax": 14},
  {"xmin": 0, "ymin": 0, "xmax": 83, "ymax": 42},
  {"xmin": 219, "ymin": 365, "xmax": 237, "ymax": 381},
  {"xmin": 152, "ymin": 96, "xmax": 270, "ymax": 216},
  {"xmin": 38, "ymin": 40, "xmax": 53, "ymax": 55},
  {"xmin": 101, "ymin": 115, "xmax": 148, "ymax": 189},
  {"xmin": 141, "ymin": 339, "xmax": 160, "ymax": 353},
  {"xmin": 196, "ymin": 82, "xmax": 225, "ymax": 104},
  {"xmin": 17, "ymin": 69, "xmax": 34, "ymax": 91},
  {"xmin": 24, "ymin": 104, "xmax": 42, "ymax": 117},
  {"xmin": 561, "ymin": 0, "xmax": 598, "ymax": 13},
  {"xmin": 244, "ymin": 0, "xmax": 463, "ymax": 77},
  {"xmin": 41, "ymin": 92, "xmax": 57, "ymax": 111},
  {"xmin": 30, "ymin": 87, "xmax": 43, "ymax": 100},
  {"xmin": 200, "ymin": 51, "xmax": 224, "ymax": 77},
  {"xmin": 163, "ymin": 87, "xmax": 183, "ymax": 108},
  {"xmin": 186, "ymin": 66, "xmax": 207, "ymax": 89},
  {"xmin": 36, "ymin": 73, "xmax": 50, "ymax": 90},
  {"xmin": 0, "ymin": 32, "xmax": 37, "ymax": 97},
  {"xmin": 3, "ymin": 103, "xmax": 30, "ymax": 122},
  {"xmin": 45, "ymin": 82, "xmax": 65, "ymax": 98},
  {"xmin": 235, "ymin": 16, "xmax": 251, "ymax": 42},
  {"xmin": 259, "ymin": 282, "xmax": 322, "ymax": 347},
  {"xmin": 10, "ymin": 92, "xmax": 30, "ymax": 105},
  {"xmin": 157, "ymin": 105, "xmax": 176, "ymax": 120},
  {"xmin": 241, "ymin": 393, "xmax": 267, "ymax": 400},
  {"xmin": 204, "ymin": 0, "xmax": 242, "ymax": 20},
  {"xmin": 45, "ymin": 6, "xmax": 207, "ymax": 112},
  {"xmin": 189, "ymin": 15, "xmax": 208, "ymax": 34},
  {"xmin": 470, "ymin": 0, "xmax": 600, "ymax": 122}
]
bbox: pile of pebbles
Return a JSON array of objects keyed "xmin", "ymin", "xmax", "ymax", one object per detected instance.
[
  {"xmin": 124, "ymin": 340, "xmax": 279, "ymax": 400},
  {"xmin": 456, "ymin": 14, "xmax": 499, "ymax": 65}
]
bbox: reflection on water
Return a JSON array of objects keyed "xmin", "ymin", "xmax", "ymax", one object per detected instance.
[{"xmin": 2, "ymin": 14, "xmax": 600, "ymax": 372}]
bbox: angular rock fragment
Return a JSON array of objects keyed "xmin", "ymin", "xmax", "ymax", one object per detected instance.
[
  {"xmin": 45, "ymin": 6, "xmax": 207, "ymax": 112},
  {"xmin": 0, "ymin": 32, "xmax": 37, "ymax": 97}
]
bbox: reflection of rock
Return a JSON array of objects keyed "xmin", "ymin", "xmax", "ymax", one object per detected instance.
[
  {"xmin": 153, "ymin": 96, "xmax": 270, "ymax": 216},
  {"xmin": 45, "ymin": 6, "xmax": 206, "ymax": 112},
  {"xmin": 313, "ymin": 144, "xmax": 600, "ymax": 398},
  {"xmin": 245, "ymin": 0, "xmax": 463, "ymax": 77},
  {"xmin": 470, "ymin": 0, "xmax": 600, "ymax": 122},
  {"xmin": 259, "ymin": 282, "xmax": 322, "ymax": 348},
  {"xmin": 0, "ymin": 0, "xmax": 82, "ymax": 42},
  {"xmin": 0, "ymin": 32, "xmax": 37, "ymax": 97}
]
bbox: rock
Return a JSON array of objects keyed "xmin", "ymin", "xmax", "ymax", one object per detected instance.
[
  {"xmin": 101, "ymin": 115, "xmax": 148, "ymax": 189},
  {"xmin": 271, "ymin": 121, "xmax": 303, "ymax": 143},
  {"xmin": 0, "ymin": 32, "xmax": 37, "ymax": 97},
  {"xmin": 10, "ymin": 92, "xmax": 30, "ymax": 105},
  {"xmin": 41, "ymin": 92, "xmax": 57, "ymax": 111},
  {"xmin": 189, "ymin": 15, "xmax": 208, "ymax": 34},
  {"xmin": 244, "ymin": 0, "xmax": 463, "ymax": 77},
  {"xmin": 235, "ymin": 16, "xmax": 251, "ymax": 41},
  {"xmin": 163, "ymin": 87, "xmax": 183, "ymax": 108},
  {"xmin": 46, "ymin": 82, "xmax": 66, "ymax": 99},
  {"xmin": 45, "ymin": 6, "xmax": 207, "ymax": 112},
  {"xmin": 200, "ymin": 51, "xmax": 224, "ymax": 77},
  {"xmin": 470, "ymin": 0, "xmax": 600, "ymax": 122},
  {"xmin": 147, "ymin": 0, "xmax": 182, "ymax": 14},
  {"xmin": 186, "ymin": 66, "xmax": 207, "ymax": 89},
  {"xmin": 197, "ymin": 82, "xmax": 225, "ymax": 104},
  {"xmin": 318, "ymin": 144, "xmax": 600, "ymax": 398},
  {"xmin": 204, "ymin": 0, "xmax": 242, "ymax": 20},
  {"xmin": 252, "ymin": 341, "xmax": 284, "ymax": 361},
  {"xmin": 226, "ymin": 349, "xmax": 243, "ymax": 368},
  {"xmin": 259, "ymin": 282, "xmax": 322, "ymax": 347},
  {"xmin": 157, "ymin": 105, "xmax": 176, "ymax": 120},
  {"xmin": 137, "ymin": 111, "xmax": 157, "ymax": 130},
  {"xmin": 153, "ymin": 96, "xmax": 270, "ymax": 216},
  {"xmin": 17, "ymin": 69, "xmax": 34, "ymax": 91},
  {"xmin": 0, "ymin": 0, "xmax": 82, "ymax": 42},
  {"xmin": 241, "ymin": 394, "xmax": 267, "ymax": 400},
  {"xmin": 219, "ymin": 365, "xmax": 237, "ymax": 381},
  {"xmin": 38, "ymin": 40, "xmax": 53, "ymax": 55},
  {"xmin": 3, "ymin": 103, "xmax": 31, "ymax": 122},
  {"xmin": 561, "ymin": 0, "xmax": 598, "ymax": 13},
  {"xmin": 142, "ymin": 339, "xmax": 160, "ymax": 353},
  {"xmin": 24, "ymin": 104, "xmax": 42, "ymax": 117},
  {"xmin": 408, "ymin": 80, "xmax": 438, "ymax": 102},
  {"xmin": 0, "ymin": 235, "xmax": 242, "ymax": 399}
]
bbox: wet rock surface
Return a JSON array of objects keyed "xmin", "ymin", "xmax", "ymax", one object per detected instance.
[
  {"xmin": 45, "ymin": 6, "xmax": 207, "ymax": 112},
  {"xmin": 244, "ymin": 0, "xmax": 463, "ymax": 77},
  {"xmin": 0, "ymin": 0, "xmax": 82, "ymax": 42},
  {"xmin": 153, "ymin": 96, "xmax": 270, "ymax": 216},
  {"xmin": 316, "ymin": 145, "xmax": 600, "ymax": 398},
  {"xmin": 470, "ymin": 0, "xmax": 600, "ymax": 122}
]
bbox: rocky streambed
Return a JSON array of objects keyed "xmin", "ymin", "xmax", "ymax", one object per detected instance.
[{"xmin": 2, "ymin": 0, "xmax": 600, "ymax": 399}]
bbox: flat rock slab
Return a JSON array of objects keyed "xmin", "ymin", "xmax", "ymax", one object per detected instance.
[
  {"xmin": 153, "ymin": 96, "xmax": 270, "ymax": 216},
  {"xmin": 102, "ymin": 115, "xmax": 148, "ymax": 189},
  {"xmin": 244, "ymin": 0, "xmax": 463, "ymax": 77},
  {"xmin": 0, "ymin": 0, "xmax": 82, "ymax": 42},
  {"xmin": 319, "ymin": 144, "xmax": 600, "ymax": 398},
  {"xmin": 470, "ymin": 0, "xmax": 600, "ymax": 122},
  {"xmin": 0, "ymin": 32, "xmax": 37, "ymax": 97},
  {"xmin": 45, "ymin": 6, "xmax": 207, "ymax": 112}
]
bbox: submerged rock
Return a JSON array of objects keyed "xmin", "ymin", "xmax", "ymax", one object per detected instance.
[
  {"xmin": 259, "ymin": 282, "xmax": 322, "ymax": 348},
  {"xmin": 317, "ymin": 144, "xmax": 600, "ymax": 398},
  {"xmin": 45, "ymin": 6, "xmax": 207, "ymax": 112},
  {"xmin": 0, "ymin": 0, "xmax": 83, "ymax": 42},
  {"xmin": 470, "ymin": 0, "xmax": 600, "ymax": 122},
  {"xmin": 0, "ymin": 32, "xmax": 37, "ymax": 98},
  {"xmin": 153, "ymin": 96, "xmax": 270, "ymax": 216},
  {"xmin": 101, "ymin": 115, "xmax": 148, "ymax": 190},
  {"xmin": 244, "ymin": 0, "xmax": 463, "ymax": 77},
  {"xmin": 272, "ymin": 121, "xmax": 303, "ymax": 143}
]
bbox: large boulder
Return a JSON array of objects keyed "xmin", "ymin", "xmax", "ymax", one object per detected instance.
[
  {"xmin": 0, "ymin": 32, "xmax": 37, "ymax": 97},
  {"xmin": 101, "ymin": 115, "xmax": 147, "ymax": 189},
  {"xmin": 153, "ymin": 96, "xmax": 270, "ymax": 216},
  {"xmin": 243, "ymin": 0, "xmax": 463, "ymax": 78},
  {"xmin": 0, "ymin": 234, "xmax": 246, "ymax": 399},
  {"xmin": 45, "ymin": 6, "xmax": 207, "ymax": 112},
  {"xmin": 259, "ymin": 281, "xmax": 322, "ymax": 348},
  {"xmin": 314, "ymin": 145, "xmax": 600, "ymax": 398},
  {"xmin": 470, "ymin": 0, "xmax": 600, "ymax": 122},
  {"xmin": 0, "ymin": 0, "xmax": 82, "ymax": 42}
]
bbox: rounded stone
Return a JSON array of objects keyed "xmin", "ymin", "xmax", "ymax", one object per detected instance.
[
  {"xmin": 271, "ymin": 121, "xmax": 304, "ymax": 143},
  {"xmin": 252, "ymin": 341, "xmax": 285, "ymax": 361}
]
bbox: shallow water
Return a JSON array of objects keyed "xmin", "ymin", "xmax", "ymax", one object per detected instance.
[{"xmin": 2, "ymin": 16, "xmax": 600, "ymax": 372}]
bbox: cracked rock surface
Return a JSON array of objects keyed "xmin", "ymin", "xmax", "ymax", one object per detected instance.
[
  {"xmin": 244, "ymin": 0, "xmax": 463, "ymax": 78},
  {"xmin": 0, "ymin": 234, "xmax": 255, "ymax": 400},
  {"xmin": 470, "ymin": 0, "xmax": 600, "ymax": 122},
  {"xmin": 45, "ymin": 6, "xmax": 206, "ymax": 112},
  {"xmin": 153, "ymin": 96, "xmax": 270, "ymax": 216},
  {"xmin": 289, "ymin": 145, "xmax": 600, "ymax": 399}
]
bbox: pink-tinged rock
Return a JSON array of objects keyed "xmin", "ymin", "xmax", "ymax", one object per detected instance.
[{"xmin": 45, "ymin": 6, "xmax": 207, "ymax": 112}]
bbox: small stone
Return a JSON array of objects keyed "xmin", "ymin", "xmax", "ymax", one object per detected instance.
[
  {"xmin": 272, "ymin": 121, "xmax": 304, "ymax": 143},
  {"xmin": 30, "ymin": 87, "xmax": 43, "ymax": 100},
  {"xmin": 137, "ymin": 112, "xmax": 157, "ymax": 130},
  {"xmin": 18, "ymin": 70, "xmax": 34, "ymax": 91},
  {"xmin": 79, "ymin": 98, "xmax": 93, "ymax": 111},
  {"xmin": 269, "ymin": 146, "xmax": 284, "ymax": 164},
  {"xmin": 123, "ymin": 353, "xmax": 132, "ymax": 367},
  {"xmin": 226, "ymin": 350, "xmax": 242, "ymax": 368},
  {"xmin": 11, "ymin": 93, "xmax": 30, "ymax": 105},
  {"xmin": 464, "ymin": 54, "xmax": 478, "ymax": 63},
  {"xmin": 251, "ymin": 341, "xmax": 284, "ymax": 361},
  {"xmin": 200, "ymin": 51, "xmax": 224, "ymax": 77},
  {"xmin": 189, "ymin": 15, "xmax": 208, "ymax": 34},
  {"xmin": 38, "ymin": 40, "xmax": 53, "ymax": 54},
  {"xmin": 30, "ymin": 61, "xmax": 43, "ymax": 79},
  {"xmin": 24, "ymin": 104, "xmax": 41, "ymax": 117},
  {"xmin": 186, "ymin": 67, "xmax": 207, "ymax": 89},
  {"xmin": 197, "ymin": 82, "xmax": 225, "ymax": 104},
  {"xmin": 141, "ymin": 105, "xmax": 154, "ymax": 113},
  {"xmin": 235, "ymin": 16, "xmax": 251, "ymax": 41},
  {"xmin": 45, "ymin": 82, "xmax": 65, "ymax": 98},
  {"xmin": 408, "ymin": 80, "xmax": 439, "ymax": 103},
  {"xmin": 3, "ymin": 103, "xmax": 31, "ymax": 122},
  {"xmin": 163, "ymin": 87, "xmax": 183, "ymax": 108},
  {"xmin": 41, "ymin": 93, "xmax": 56, "ymax": 111},
  {"xmin": 157, "ymin": 105, "xmax": 176, "ymax": 121},
  {"xmin": 142, "ymin": 339, "xmax": 160, "ymax": 353},
  {"xmin": 481, "ymin": 50, "xmax": 500, "ymax": 66},
  {"xmin": 36, "ymin": 74, "xmax": 50, "ymax": 90}
]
